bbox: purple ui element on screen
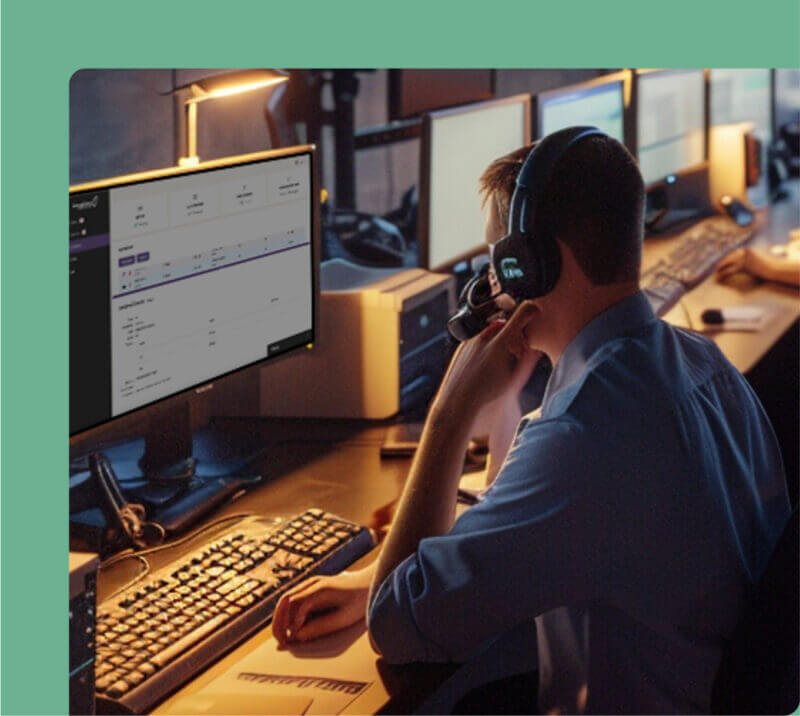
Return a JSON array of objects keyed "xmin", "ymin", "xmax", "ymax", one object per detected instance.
[
  {"xmin": 119, "ymin": 256, "xmax": 135, "ymax": 267},
  {"xmin": 69, "ymin": 233, "xmax": 110, "ymax": 254},
  {"xmin": 136, "ymin": 252, "xmax": 150, "ymax": 263}
]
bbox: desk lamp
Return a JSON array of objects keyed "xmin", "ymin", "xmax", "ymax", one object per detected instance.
[{"xmin": 170, "ymin": 69, "xmax": 289, "ymax": 167}]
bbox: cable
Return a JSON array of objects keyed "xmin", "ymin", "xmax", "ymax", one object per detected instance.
[
  {"xmin": 99, "ymin": 511, "xmax": 256, "ymax": 571},
  {"xmin": 101, "ymin": 556, "xmax": 151, "ymax": 602},
  {"xmin": 678, "ymin": 298, "xmax": 695, "ymax": 331}
]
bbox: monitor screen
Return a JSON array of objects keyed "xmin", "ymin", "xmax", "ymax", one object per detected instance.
[
  {"xmin": 775, "ymin": 68, "xmax": 800, "ymax": 131},
  {"xmin": 538, "ymin": 79, "xmax": 625, "ymax": 143},
  {"xmin": 421, "ymin": 95, "xmax": 530, "ymax": 270},
  {"xmin": 636, "ymin": 69, "xmax": 706, "ymax": 185},
  {"xmin": 69, "ymin": 148, "xmax": 316, "ymax": 435},
  {"xmin": 389, "ymin": 69, "xmax": 495, "ymax": 120},
  {"xmin": 710, "ymin": 68, "xmax": 772, "ymax": 144}
]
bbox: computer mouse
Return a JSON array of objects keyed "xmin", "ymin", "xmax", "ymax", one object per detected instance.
[{"xmin": 719, "ymin": 195, "xmax": 754, "ymax": 227}]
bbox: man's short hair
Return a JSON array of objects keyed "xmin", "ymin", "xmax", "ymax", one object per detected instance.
[{"xmin": 479, "ymin": 135, "xmax": 645, "ymax": 285}]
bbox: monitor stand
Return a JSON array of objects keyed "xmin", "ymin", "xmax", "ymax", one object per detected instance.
[
  {"xmin": 70, "ymin": 405, "xmax": 267, "ymax": 550},
  {"xmin": 138, "ymin": 402, "xmax": 198, "ymax": 483}
]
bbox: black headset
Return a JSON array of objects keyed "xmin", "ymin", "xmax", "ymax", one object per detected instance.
[{"xmin": 448, "ymin": 126, "xmax": 606, "ymax": 342}]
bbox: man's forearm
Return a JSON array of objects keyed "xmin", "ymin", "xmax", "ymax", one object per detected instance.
[{"xmin": 369, "ymin": 400, "xmax": 474, "ymax": 602}]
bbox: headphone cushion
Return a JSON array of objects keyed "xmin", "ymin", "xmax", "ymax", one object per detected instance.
[{"xmin": 492, "ymin": 228, "xmax": 560, "ymax": 301}]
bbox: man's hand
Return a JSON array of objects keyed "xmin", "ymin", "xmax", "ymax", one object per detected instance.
[
  {"xmin": 435, "ymin": 301, "xmax": 541, "ymax": 420},
  {"xmin": 715, "ymin": 248, "xmax": 750, "ymax": 281},
  {"xmin": 272, "ymin": 567, "xmax": 374, "ymax": 647}
]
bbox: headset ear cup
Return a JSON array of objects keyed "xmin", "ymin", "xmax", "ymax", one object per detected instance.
[{"xmin": 492, "ymin": 230, "xmax": 538, "ymax": 300}]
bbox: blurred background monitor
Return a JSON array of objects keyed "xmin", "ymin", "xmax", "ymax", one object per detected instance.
[
  {"xmin": 418, "ymin": 94, "xmax": 531, "ymax": 270},
  {"xmin": 535, "ymin": 71, "xmax": 628, "ymax": 145},
  {"xmin": 774, "ymin": 68, "xmax": 800, "ymax": 131},
  {"xmin": 389, "ymin": 69, "xmax": 495, "ymax": 120},
  {"xmin": 710, "ymin": 68, "xmax": 772, "ymax": 143},
  {"xmin": 636, "ymin": 69, "xmax": 707, "ymax": 186}
]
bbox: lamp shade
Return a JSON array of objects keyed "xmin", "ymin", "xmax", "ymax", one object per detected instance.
[{"xmin": 172, "ymin": 69, "xmax": 289, "ymax": 102}]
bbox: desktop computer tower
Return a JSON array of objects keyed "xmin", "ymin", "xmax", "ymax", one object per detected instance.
[
  {"xmin": 69, "ymin": 552, "xmax": 99, "ymax": 716},
  {"xmin": 255, "ymin": 260, "xmax": 456, "ymax": 419}
]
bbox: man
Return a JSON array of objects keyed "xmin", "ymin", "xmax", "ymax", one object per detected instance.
[{"xmin": 273, "ymin": 132, "xmax": 790, "ymax": 713}]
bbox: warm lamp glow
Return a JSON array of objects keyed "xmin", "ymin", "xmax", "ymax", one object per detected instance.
[
  {"xmin": 709, "ymin": 121, "xmax": 755, "ymax": 206},
  {"xmin": 172, "ymin": 69, "xmax": 289, "ymax": 167},
  {"xmin": 190, "ymin": 75, "xmax": 289, "ymax": 103}
]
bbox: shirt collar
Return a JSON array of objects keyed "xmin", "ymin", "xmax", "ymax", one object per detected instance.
[{"xmin": 542, "ymin": 291, "xmax": 656, "ymax": 412}]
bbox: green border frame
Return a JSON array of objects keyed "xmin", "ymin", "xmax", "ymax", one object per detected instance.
[{"xmin": 2, "ymin": 0, "xmax": 799, "ymax": 713}]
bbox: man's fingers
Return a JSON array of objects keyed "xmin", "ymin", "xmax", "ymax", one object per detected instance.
[
  {"xmin": 493, "ymin": 301, "xmax": 537, "ymax": 354},
  {"xmin": 478, "ymin": 319, "xmax": 505, "ymax": 341},
  {"xmin": 716, "ymin": 261, "xmax": 741, "ymax": 281},
  {"xmin": 293, "ymin": 608, "xmax": 357, "ymax": 643},
  {"xmin": 273, "ymin": 578, "xmax": 321, "ymax": 644},
  {"xmin": 273, "ymin": 594, "xmax": 293, "ymax": 646},
  {"xmin": 293, "ymin": 588, "xmax": 345, "ymax": 631}
]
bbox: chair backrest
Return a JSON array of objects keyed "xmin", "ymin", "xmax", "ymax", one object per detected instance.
[{"xmin": 711, "ymin": 507, "xmax": 799, "ymax": 714}]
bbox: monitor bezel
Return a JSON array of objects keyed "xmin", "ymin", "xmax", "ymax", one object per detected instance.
[
  {"xmin": 532, "ymin": 69, "xmax": 633, "ymax": 151},
  {"xmin": 417, "ymin": 93, "xmax": 532, "ymax": 273},
  {"xmin": 631, "ymin": 68, "xmax": 710, "ymax": 190},
  {"xmin": 69, "ymin": 144, "xmax": 321, "ymax": 445}
]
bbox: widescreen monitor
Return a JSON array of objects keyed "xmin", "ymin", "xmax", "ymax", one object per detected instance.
[
  {"xmin": 419, "ymin": 94, "xmax": 531, "ymax": 270},
  {"xmin": 636, "ymin": 69, "xmax": 706, "ymax": 186},
  {"xmin": 69, "ymin": 146, "xmax": 318, "ymax": 444},
  {"xmin": 536, "ymin": 72, "xmax": 627, "ymax": 144}
]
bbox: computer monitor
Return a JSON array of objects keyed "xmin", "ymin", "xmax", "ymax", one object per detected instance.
[
  {"xmin": 635, "ymin": 69, "xmax": 707, "ymax": 186},
  {"xmin": 388, "ymin": 69, "xmax": 495, "ymax": 120},
  {"xmin": 774, "ymin": 68, "xmax": 800, "ymax": 132},
  {"xmin": 710, "ymin": 68, "xmax": 772, "ymax": 144},
  {"xmin": 535, "ymin": 71, "xmax": 628, "ymax": 145},
  {"xmin": 69, "ymin": 145, "xmax": 319, "ymax": 476},
  {"xmin": 418, "ymin": 94, "xmax": 531, "ymax": 271}
]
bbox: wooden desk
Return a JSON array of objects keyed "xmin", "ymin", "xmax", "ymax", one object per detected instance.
[
  {"xmin": 642, "ymin": 182, "xmax": 800, "ymax": 375},
  {"xmin": 97, "ymin": 420, "xmax": 460, "ymax": 715},
  {"xmin": 98, "ymin": 188, "xmax": 799, "ymax": 714}
]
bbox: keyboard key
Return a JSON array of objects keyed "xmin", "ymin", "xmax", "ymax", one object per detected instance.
[
  {"xmin": 95, "ymin": 674, "xmax": 116, "ymax": 693},
  {"xmin": 107, "ymin": 680, "xmax": 131, "ymax": 698},
  {"xmin": 138, "ymin": 662, "xmax": 157, "ymax": 677},
  {"xmin": 151, "ymin": 614, "xmax": 228, "ymax": 668},
  {"xmin": 96, "ymin": 662, "xmax": 114, "ymax": 677},
  {"xmin": 124, "ymin": 670, "xmax": 145, "ymax": 687},
  {"xmin": 94, "ymin": 510, "xmax": 371, "ymax": 710},
  {"xmin": 235, "ymin": 594, "xmax": 256, "ymax": 608}
]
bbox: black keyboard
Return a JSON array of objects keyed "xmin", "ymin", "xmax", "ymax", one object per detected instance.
[
  {"xmin": 642, "ymin": 215, "xmax": 754, "ymax": 316},
  {"xmin": 94, "ymin": 509, "xmax": 374, "ymax": 714},
  {"xmin": 642, "ymin": 272, "xmax": 685, "ymax": 317}
]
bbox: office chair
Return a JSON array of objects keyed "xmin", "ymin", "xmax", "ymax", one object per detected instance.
[{"xmin": 711, "ymin": 506, "xmax": 799, "ymax": 715}]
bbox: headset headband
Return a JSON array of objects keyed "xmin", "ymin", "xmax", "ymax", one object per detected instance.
[{"xmin": 493, "ymin": 126, "xmax": 606, "ymax": 300}]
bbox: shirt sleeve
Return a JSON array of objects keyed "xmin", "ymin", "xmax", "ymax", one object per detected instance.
[{"xmin": 367, "ymin": 415, "xmax": 611, "ymax": 664}]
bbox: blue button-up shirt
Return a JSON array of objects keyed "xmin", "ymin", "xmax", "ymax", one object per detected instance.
[{"xmin": 368, "ymin": 292, "xmax": 790, "ymax": 714}]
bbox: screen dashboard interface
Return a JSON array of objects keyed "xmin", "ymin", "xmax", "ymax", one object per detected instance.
[
  {"xmin": 69, "ymin": 151, "xmax": 314, "ymax": 435},
  {"xmin": 427, "ymin": 98, "xmax": 528, "ymax": 269},
  {"xmin": 540, "ymin": 82, "xmax": 625, "ymax": 142},
  {"xmin": 637, "ymin": 69, "xmax": 705, "ymax": 185},
  {"xmin": 710, "ymin": 68, "xmax": 772, "ymax": 145}
]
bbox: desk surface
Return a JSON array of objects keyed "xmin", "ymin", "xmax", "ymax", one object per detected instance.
[
  {"xmin": 98, "ymin": 421, "xmax": 454, "ymax": 715},
  {"xmin": 642, "ymin": 185, "xmax": 799, "ymax": 375},
  {"xmin": 98, "ymin": 188, "xmax": 799, "ymax": 715}
]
